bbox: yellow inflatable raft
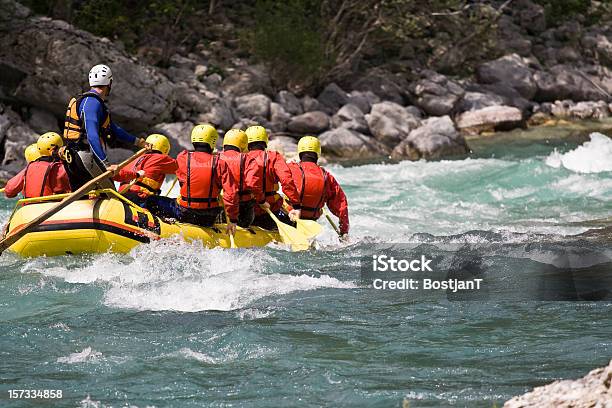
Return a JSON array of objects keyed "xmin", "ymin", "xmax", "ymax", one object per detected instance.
[{"xmin": 3, "ymin": 189, "xmax": 284, "ymax": 257}]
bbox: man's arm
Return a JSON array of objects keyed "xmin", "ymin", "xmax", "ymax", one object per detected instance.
[
  {"xmin": 272, "ymin": 152, "xmax": 300, "ymax": 209},
  {"xmin": 80, "ymin": 96, "xmax": 108, "ymax": 163},
  {"xmin": 325, "ymin": 172, "xmax": 349, "ymax": 235},
  {"xmin": 109, "ymin": 122, "xmax": 137, "ymax": 145},
  {"xmin": 4, "ymin": 168, "xmax": 26, "ymax": 198}
]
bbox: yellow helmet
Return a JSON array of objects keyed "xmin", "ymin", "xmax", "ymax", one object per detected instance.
[
  {"xmin": 223, "ymin": 129, "xmax": 248, "ymax": 152},
  {"xmin": 37, "ymin": 132, "xmax": 63, "ymax": 156},
  {"xmin": 24, "ymin": 143, "xmax": 41, "ymax": 163},
  {"xmin": 246, "ymin": 125, "xmax": 268, "ymax": 145},
  {"xmin": 191, "ymin": 124, "xmax": 218, "ymax": 149},
  {"xmin": 146, "ymin": 133, "xmax": 171, "ymax": 155},
  {"xmin": 297, "ymin": 136, "xmax": 321, "ymax": 156}
]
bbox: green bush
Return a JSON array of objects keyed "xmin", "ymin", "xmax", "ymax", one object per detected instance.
[{"xmin": 535, "ymin": 0, "xmax": 591, "ymax": 23}]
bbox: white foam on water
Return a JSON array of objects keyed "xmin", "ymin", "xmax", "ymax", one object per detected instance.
[
  {"xmin": 545, "ymin": 132, "xmax": 612, "ymax": 173},
  {"xmin": 57, "ymin": 347, "xmax": 102, "ymax": 364},
  {"xmin": 38, "ymin": 237, "xmax": 355, "ymax": 312}
]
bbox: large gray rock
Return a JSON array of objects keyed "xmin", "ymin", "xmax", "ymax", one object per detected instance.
[
  {"xmin": 0, "ymin": 0, "xmax": 175, "ymax": 131},
  {"xmin": 301, "ymin": 96, "xmax": 323, "ymax": 112},
  {"xmin": 534, "ymin": 65, "xmax": 609, "ymax": 102},
  {"xmin": 456, "ymin": 92, "xmax": 506, "ymax": 113},
  {"xmin": 347, "ymin": 91, "xmax": 380, "ymax": 114},
  {"xmin": 352, "ymin": 68, "xmax": 407, "ymax": 105},
  {"xmin": 0, "ymin": 103, "xmax": 38, "ymax": 180},
  {"xmin": 365, "ymin": 101, "xmax": 421, "ymax": 146},
  {"xmin": 516, "ymin": 0, "xmax": 546, "ymax": 34},
  {"xmin": 331, "ymin": 104, "xmax": 369, "ymax": 134},
  {"xmin": 196, "ymin": 103, "xmax": 235, "ymax": 130},
  {"xmin": 504, "ymin": 360, "xmax": 612, "ymax": 408},
  {"xmin": 151, "ymin": 121, "xmax": 194, "ymax": 155},
  {"xmin": 392, "ymin": 116, "xmax": 468, "ymax": 160},
  {"xmin": 269, "ymin": 102, "xmax": 291, "ymax": 132},
  {"xmin": 26, "ymin": 107, "xmax": 59, "ymax": 134},
  {"xmin": 175, "ymin": 87, "xmax": 214, "ymax": 121},
  {"xmin": 221, "ymin": 64, "xmax": 272, "ymax": 97},
  {"xmin": 234, "ymin": 94, "xmax": 271, "ymax": 119},
  {"xmin": 410, "ymin": 71, "xmax": 465, "ymax": 116},
  {"xmin": 287, "ymin": 111, "xmax": 330, "ymax": 135},
  {"xmin": 550, "ymin": 100, "xmax": 610, "ymax": 119},
  {"xmin": 317, "ymin": 83, "xmax": 349, "ymax": 114},
  {"xmin": 476, "ymin": 54, "xmax": 537, "ymax": 100},
  {"xmin": 275, "ymin": 91, "xmax": 303, "ymax": 116},
  {"xmin": 456, "ymin": 106, "xmax": 523, "ymax": 134},
  {"xmin": 319, "ymin": 128, "xmax": 390, "ymax": 161},
  {"xmin": 268, "ymin": 136, "xmax": 298, "ymax": 161}
]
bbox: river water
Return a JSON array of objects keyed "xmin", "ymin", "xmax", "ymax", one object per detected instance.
[{"xmin": 1, "ymin": 126, "xmax": 611, "ymax": 407}]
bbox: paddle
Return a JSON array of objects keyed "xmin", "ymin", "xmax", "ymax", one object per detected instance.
[
  {"xmin": 163, "ymin": 177, "xmax": 178, "ymax": 197},
  {"xmin": 295, "ymin": 218, "xmax": 322, "ymax": 239},
  {"xmin": 118, "ymin": 177, "xmax": 139, "ymax": 194},
  {"xmin": 261, "ymin": 206, "xmax": 310, "ymax": 251},
  {"xmin": 0, "ymin": 148, "xmax": 148, "ymax": 255},
  {"xmin": 0, "ymin": 188, "xmax": 4, "ymax": 194},
  {"xmin": 323, "ymin": 207, "xmax": 342, "ymax": 237}
]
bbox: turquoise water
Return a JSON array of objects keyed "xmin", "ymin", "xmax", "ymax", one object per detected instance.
[{"xmin": 1, "ymin": 131, "xmax": 611, "ymax": 407}]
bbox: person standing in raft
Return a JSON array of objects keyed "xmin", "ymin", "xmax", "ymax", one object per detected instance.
[
  {"xmin": 115, "ymin": 134, "xmax": 178, "ymax": 207},
  {"xmin": 147, "ymin": 124, "xmax": 239, "ymax": 235},
  {"xmin": 287, "ymin": 136, "xmax": 350, "ymax": 238},
  {"xmin": 4, "ymin": 132, "xmax": 71, "ymax": 199},
  {"xmin": 245, "ymin": 125, "xmax": 301, "ymax": 230},
  {"xmin": 62, "ymin": 64, "xmax": 149, "ymax": 190},
  {"xmin": 218, "ymin": 129, "xmax": 261, "ymax": 228}
]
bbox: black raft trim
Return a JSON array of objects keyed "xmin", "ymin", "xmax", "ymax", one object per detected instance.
[{"xmin": 30, "ymin": 222, "xmax": 151, "ymax": 243}]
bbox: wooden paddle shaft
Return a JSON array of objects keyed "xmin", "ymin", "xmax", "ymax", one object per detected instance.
[{"xmin": 0, "ymin": 148, "xmax": 148, "ymax": 254}]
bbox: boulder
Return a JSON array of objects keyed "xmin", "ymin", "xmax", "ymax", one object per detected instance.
[
  {"xmin": 365, "ymin": 101, "xmax": 421, "ymax": 146},
  {"xmin": 410, "ymin": 70, "xmax": 465, "ymax": 116},
  {"xmin": 268, "ymin": 136, "xmax": 298, "ymax": 161},
  {"xmin": 392, "ymin": 116, "xmax": 468, "ymax": 160},
  {"xmin": 287, "ymin": 111, "xmax": 330, "ymax": 135},
  {"xmin": 269, "ymin": 102, "xmax": 291, "ymax": 132},
  {"xmin": 504, "ymin": 360, "xmax": 612, "ymax": 408},
  {"xmin": 0, "ymin": 0, "xmax": 175, "ymax": 131},
  {"xmin": 550, "ymin": 100, "xmax": 610, "ymax": 119},
  {"xmin": 456, "ymin": 106, "xmax": 523, "ymax": 134},
  {"xmin": 455, "ymin": 92, "xmax": 506, "ymax": 113},
  {"xmin": 26, "ymin": 107, "xmax": 59, "ymax": 134},
  {"xmin": 0, "ymin": 103, "xmax": 38, "ymax": 179},
  {"xmin": 195, "ymin": 103, "xmax": 235, "ymax": 130},
  {"xmin": 234, "ymin": 94, "xmax": 271, "ymax": 119},
  {"xmin": 275, "ymin": 90, "xmax": 303, "ymax": 116},
  {"xmin": 347, "ymin": 91, "xmax": 380, "ymax": 114},
  {"xmin": 466, "ymin": 83, "xmax": 533, "ymax": 113},
  {"xmin": 516, "ymin": 0, "xmax": 546, "ymax": 34},
  {"xmin": 319, "ymin": 128, "xmax": 390, "ymax": 161},
  {"xmin": 151, "ymin": 121, "xmax": 194, "ymax": 155},
  {"xmin": 317, "ymin": 83, "xmax": 349, "ymax": 114},
  {"xmin": 175, "ymin": 87, "xmax": 214, "ymax": 120},
  {"xmin": 534, "ymin": 65, "xmax": 608, "ymax": 102},
  {"xmin": 476, "ymin": 54, "xmax": 537, "ymax": 99},
  {"xmin": 352, "ymin": 68, "xmax": 407, "ymax": 105},
  {"xmin": 331, "ymin": 104, "xmax": 369, "ymax": 134},
  {"xmin": 220, "ymin": 64, "xmax": 272, "ymax": 97}
]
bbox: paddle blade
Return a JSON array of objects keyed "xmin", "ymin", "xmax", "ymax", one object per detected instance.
[
  {"xmin": 276, "ymin": 221, "xmax": 310, "ymax": 251},
  {"xmin": 296, "ymin": 219, "xmax": 322, "ymax": 239}
]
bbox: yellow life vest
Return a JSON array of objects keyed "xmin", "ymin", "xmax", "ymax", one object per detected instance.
[{"xmin": 63, "ymin": 92, "xmax": 112, "ymax": 146}]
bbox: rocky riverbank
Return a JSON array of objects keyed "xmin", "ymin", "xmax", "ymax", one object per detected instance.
[
  {"xmin": 0, "ymin": 0, "xmax": 611, "ymax": 179},
  {"xmin": 504, "ymin": 359, "xmax": 612, "ymax": 407}
]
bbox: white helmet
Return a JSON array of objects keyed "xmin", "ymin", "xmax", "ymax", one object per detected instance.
[{"xmin": 88, "ymin": 64, "xmax": 113, "ymax": 86}]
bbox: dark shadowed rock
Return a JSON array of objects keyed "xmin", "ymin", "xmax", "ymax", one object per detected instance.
[
  {"xmin": 221, "ymin": 64, "xmax": 272, "ymax": 97},
  {"xmin": 287, "ymin": 111, "xmax": 330, "ymax": 135},
  {"xmin": 352, "ymin": 68, "xmax": 406, "ymax": 105},
  {"xmin": 319, "ymin": 128, "xmax": 390, "ymax": 161},
  {"xmin": 196, "ymin": 103, "xmax": 235, "ymax": 130},
  {"xmin": 456, "ymin": 106, "xmax": 523, "ymax": 134},
  {"xmin": 0, "ymin": 0, "xmax": 174, "ymax": 131},
  {"xmin": 0, "ymin": 102, "xmax": 38, "ymax": 179},
  {"xmin": 269, "ymin": 102, "xmax": 291, "ymax": 132},
  {"xmin": 534, "ymin": 65, "xmax": 609, "ymax": 102},
  {"xmin": 476, "ymin": 54, "xmax": 537, "ymax": 99},
  {"xmin": 467, "ymin": 83, "xmax": 533, "ymax": 113},
  {"xmin": 347, "ymin": 91, "xmax": 380, "ymax": 114},
  {"xmin": 26, "ymin": 107, "xmax": 59, "ymax": 133},
  {"xmin": 175, "ymin": 87, "xmax": 214, "ymax": 121},
  {"xmin": 410, "ymin": 70, "xmax": 465, "ymax": 116},
  {"xmin": 365, "ymin": 101, "xmax": 421, "ymax": 146},
  {"xmin": 456, "ymin": 92, "xmax": 506, "ymax": 113},
  {"xmin": 504, "ymin": 360, "xmax": 612, "ymax": 408},
  {"xmin": 331, "ymin": 104, "xmax": 369, "ymax": 134},
  {"xmin": 301, "ymin": 96, "xmax": 323, "ymax": 113},
  {"xmin": 317, "ymin": 83, "xmax": 349, "ymax": 114},
  {"xmin": 516, "ymin": 0, "xmax": 546, "ymax": 35},
  {"xmin": 275, "ymin": 90, "xmax": 303, "ymax": 116}
]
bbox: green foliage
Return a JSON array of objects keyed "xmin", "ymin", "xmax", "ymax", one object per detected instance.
[
  {"xmin": 241, "ymin": 0, "xmax": 328, "ymax": 88},
  {"xmin": 535, "ymin": 0, "xmax": 591, "ymax": 23}
]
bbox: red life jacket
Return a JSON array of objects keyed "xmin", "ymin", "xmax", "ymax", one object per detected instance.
[
  {"xmin": 294, "ymin": 163, "xmax": 328, "ymax": 220},
  {"xmin": 221, "ymin": 151, "xmax": 252, "ymax": 203},
  {"xmin": 254, "ymin": 151, "xmax": 279, "ymax": 201},
  {"xmin": 22, "ymin": 158, "xmax": 60, "ymax": 198},
  {"xmin": 121, "ymin": 154, "xmax": 164, "ymax": 197},
  {"xmin": 177, "ymin": 152, "xmax": 220, "ymax": 210}
]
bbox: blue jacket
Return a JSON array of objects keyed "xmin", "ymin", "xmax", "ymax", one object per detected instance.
[{"xmin": 78, "ymin": 89, "xmax": 136, "ymax": 163}]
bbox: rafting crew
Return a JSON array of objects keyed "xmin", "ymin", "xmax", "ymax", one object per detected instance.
[
  {"xmin": 245, "ymin": 126, "xmax": 302, "ymax": 230},
  {"xmin": 4, "ymin": 132, "xmax": 71, "ymax": 199},
  {"xmin": 61, "ymin": 64, "xmax": 149, "ymax": 190},
  {"xmin": 218, "ymin": 129, "xmax": 261, "ymax": 228},
  {"xmin": 287, "ymin": 136, "xmax": 350, "ymax": 238},
  {"xmin": 115, "ymin": 134, "xmax": 178, "ymax": 207},
  {"xmin": 147, "ymin": 124, "xmax": 239, "ymax": 234}
]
